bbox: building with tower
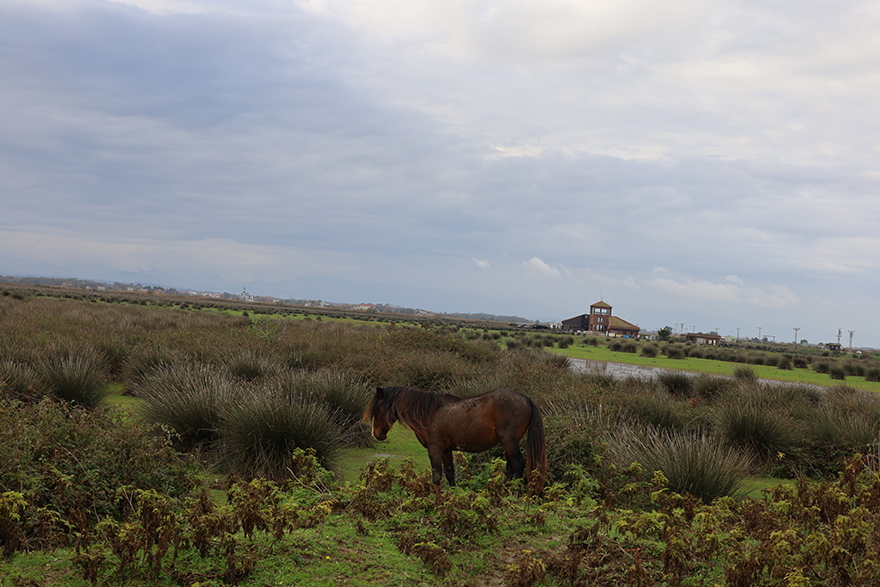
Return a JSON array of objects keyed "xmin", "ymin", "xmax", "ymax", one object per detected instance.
[{"xmin": 561, "ymin": 301, "xmax": 640, "ymax": 338}]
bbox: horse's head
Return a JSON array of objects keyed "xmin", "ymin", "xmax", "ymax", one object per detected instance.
[{"xmin": 365, "ymin": 386, "xmax": 396, "ymax": 441}]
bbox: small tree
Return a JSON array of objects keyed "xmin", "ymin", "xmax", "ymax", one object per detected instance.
[{"xmin": 658, "ymin": 326, "xmax": 673, "ymax": 341}]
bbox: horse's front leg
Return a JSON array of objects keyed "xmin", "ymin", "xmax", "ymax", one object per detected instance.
[
  {"xmin": 442, "ymin": 449, "xmax": 455, "ymax": 486},
  {"xmin": 428, "ymin": 445, "xmax": 445, "ymax": 486}
]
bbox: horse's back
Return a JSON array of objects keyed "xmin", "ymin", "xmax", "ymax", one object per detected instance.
[{"xmin": 433, "ymin": 389, "xmax": 534, "ymax": 451}]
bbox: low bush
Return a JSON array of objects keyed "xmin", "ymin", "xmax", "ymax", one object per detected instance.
[{"xmin": 0, "ymin": 398, "xmax": 197, "ymax": 541}]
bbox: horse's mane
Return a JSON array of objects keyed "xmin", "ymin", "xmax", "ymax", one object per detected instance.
[{"xmin": 365, "ymin": 386, "xmax": 449, "ymax": 441}]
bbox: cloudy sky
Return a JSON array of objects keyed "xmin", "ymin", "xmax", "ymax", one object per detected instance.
[{"xmin": 2, "ymin": 0, "xmax": 880, "ymax": 346}]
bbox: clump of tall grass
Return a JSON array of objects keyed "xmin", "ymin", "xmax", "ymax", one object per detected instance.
[
  {"xmin": 657, "ymin": 370, "xmax": 693, "ymax": 397},
  {"xmin": 609, "ymin": 340, "xmax": 637, "ymax": 353},
  {"xmin": 225, "ymin": 350, "xmax": 282, "ymax": 382},
  {"xmin": 732, "ymin": 365, "xmax": 758, "ymax": 383},
  {"xmin": 123, "ymin": 347, "xmax": 178, "ymax": 390},
  {"xmin": 0, "ymin": 360, "xmax": 46, "ymax": 402},
  {"xmin": 640, "ymin": 343, "xmax": 658, "ymax": 358},
  {"xmin": 607, "ymin": 425, "xmax": 751, "ymax": 502},
  {"xmin": 714, "ymin": 385, "xmax": 800, "ymax": 459},
  {"xmin": 690, "ymin": 374, "xmax": 730, "ymax": 403},
  {"xmin": 394, "ymin": 351, "xmax": 477, "ymax": 391},
  {"xmin": 36, "ymin": 346, "xmax": 108, "ymax": 409},
  {"xmin": 217, "ymin": 390, "xmax": 343, "ymax": 480},
  {"xmin": 623, "ymin": 389, "xmax": 695, "ymax": 432},
  {"xmin": 664, "ymin": 344, "xmax": 685, "ymax": 359},
  {"xmin": 543, "ymin": 396, "xmax": 617, "ymax": 477},
  {"xmin": 304, "ymin": 369, "xmax": 374, "ymax": 448},
  {"xmin": 829, "ymin": 365, "xmax": 846, "ymax": 380},
  {"xmin": 134, "ymin": 363, "xmax": 239, "ymax": 447}
]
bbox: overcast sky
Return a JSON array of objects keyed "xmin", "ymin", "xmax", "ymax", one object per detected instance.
[{"xmin": 2, "ymin": 0, "xmax": 880, "ymax": 346}]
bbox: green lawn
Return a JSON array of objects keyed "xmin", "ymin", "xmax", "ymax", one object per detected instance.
[
  {"xmin": 336, "ymin": 426, "xmax": 426, "ymax": 483},
  {"xmin": 553, "ymin": 343, "xmax": 880, "ymax": 391}
]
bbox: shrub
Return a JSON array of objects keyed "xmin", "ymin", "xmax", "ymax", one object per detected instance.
[
  {"xmin": 123, "ymin": 347, "xmax": 177, "ymax": 389},
  {"xmin": 543, "ymin": 397, "xmax": 616, "ymax": 479},
  {"xmin": 607, "ymin": 426, "xmax": 751, "ymax": 502},
  {"xmin": 829, "ymin": 365, "xmax": 846, "ymax": 380},
  {"xmin": 865, "ymin": 367, "xmax": 880, "ymax": 382},
  {"xmin": 0, "ymin": 398, "xmax": 197, "ymax": 543},
  {"xmin": 776, "ymin": 356, "xmax": 792, "ymax": 370}
]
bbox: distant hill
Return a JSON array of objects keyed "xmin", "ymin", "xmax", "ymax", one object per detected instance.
[{"xmin": 0, "ymin": 275, "xmax": 534, "ymax": 325}]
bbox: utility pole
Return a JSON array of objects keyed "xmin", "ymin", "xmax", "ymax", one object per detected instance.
[
  {"xmin": 793, "ymin": 327, "xmax": 800, "ymax": 346},
  {"xmin": 837, "ymin": 329, "xmax": 842, "ymax": 345},
  {"xmin": 758, "ymin": 326, "xmax": 763, "ymax": 341},
  {"xmin": 736, "ymin": 328, "xmax": 740, "ymax": 341},
  {"xmin": 849, "ymin": 330, "xmax": 855, "ymax": 349}
]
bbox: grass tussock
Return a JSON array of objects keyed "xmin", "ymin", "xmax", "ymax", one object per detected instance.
[
  {"xmin": 133, "ymin": 363, "xmax": 239, "ymax": 447},
  {"xmin": 607, "ymin": 425, "xmax": 751, "ymax": 502},
  {"xmin": 218, "ymin": 391, "xmax": 344, "ymax": 480}
]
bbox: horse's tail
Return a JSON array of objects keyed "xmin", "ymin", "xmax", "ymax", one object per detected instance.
[{"xmin": 525, "ymin": 397, "xmax": 546, "ymax": 495}]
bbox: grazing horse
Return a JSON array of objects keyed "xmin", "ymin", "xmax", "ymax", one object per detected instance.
[{"xmin": 363, "ymin": 386, "xmax": 546, "ymax": 493}]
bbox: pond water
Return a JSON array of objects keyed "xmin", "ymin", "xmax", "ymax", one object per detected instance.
[{"xmin": 569, "ymin": 358, "xmax": 660, "ymax": 379}]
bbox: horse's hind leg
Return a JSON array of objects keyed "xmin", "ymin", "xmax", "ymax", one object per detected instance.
[
  {"xmin": 501, "ymin": 439, "xmax": 525, "ymax": 481},
  {"xmin": 442, "ymin": 449, "xmax": 455, "ymax": 486}
]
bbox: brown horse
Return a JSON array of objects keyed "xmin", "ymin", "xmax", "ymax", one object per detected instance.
[{"xmin": 363, "ymin": 386, "xmax": 546, "ymax": 493}]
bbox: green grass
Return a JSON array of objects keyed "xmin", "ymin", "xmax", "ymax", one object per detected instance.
[
  {"xmin": 554, "ymin": 343, "xmax": 880, "ymax": 391},
  {"xmin": 336, "ymin": 426, "xmax": 426, "ymax": 483},
  {"xmin": 740, "ymin": 476, "xmax": 797, "ymax": 499}
]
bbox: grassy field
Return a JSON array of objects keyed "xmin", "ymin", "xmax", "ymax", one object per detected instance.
[
  {"xmin": 554, "ymin": 342, "xmax": 880, "ymax": 391},
  {"xmin": 5, "ymin": 289, "xmax": 880, "ymax": 586}
]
